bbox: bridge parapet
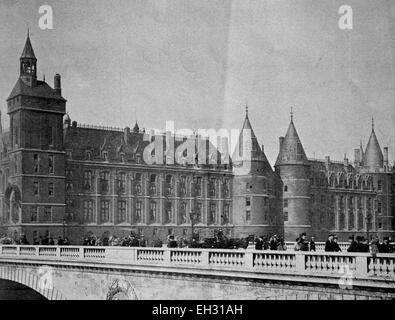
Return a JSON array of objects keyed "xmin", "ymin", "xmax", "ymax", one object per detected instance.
[{"xmin": 1, "ymin": 245, "xmax": 394, "ymax": 283}]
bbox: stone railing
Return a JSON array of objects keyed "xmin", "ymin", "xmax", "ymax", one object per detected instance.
[
  {"xmin": 0, "ymin": 245, "xmax": 394, "ymax": 281},
  {"xmin": 285, "ymin": 242, "xmax": 354, "ymax": 252}
]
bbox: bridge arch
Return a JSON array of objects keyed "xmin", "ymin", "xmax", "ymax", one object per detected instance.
[{"xmin": 0, "ymin": 265, "xmax": 65, "ymax": 300}]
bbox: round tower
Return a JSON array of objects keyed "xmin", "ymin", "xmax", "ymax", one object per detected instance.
[{"xmin": 274, "ymin": 114, "xmax": 311, "ymax": 241}]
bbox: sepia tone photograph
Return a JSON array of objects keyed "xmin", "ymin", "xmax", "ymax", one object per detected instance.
[{"xmin": 0, "ymin": 0, "xmax": 394, "ymax": 304}]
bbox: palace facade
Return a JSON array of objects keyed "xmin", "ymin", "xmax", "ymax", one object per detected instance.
[{"xmin": 0, "ymin": 36, "xmax": 393, "ymax": 243}]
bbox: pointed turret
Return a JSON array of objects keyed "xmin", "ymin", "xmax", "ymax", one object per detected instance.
[
  {"xmin": 19, "ymin": 31, "xmax": 37, "ymax": 86},
  {"xmin": 275, "ymin": 115, "xmax": 308, "ymax": 166},
  {"xmin": 133, "ymin": 121, "xmax": 140, "ymax": 133},
  {"xmin": 20, "ymin": 31, "xmax": 36, "ymax": 60},
  {"xmin": 236, "ymin": 105, "xmax": 266, "ymax": 162},
  {"xmin": 275, "ymin": 109, "xmax": 311, "ymax": 241},
  {"xmin": 362, "ymin": 118, "xmax": 383, "ymax": 169}
]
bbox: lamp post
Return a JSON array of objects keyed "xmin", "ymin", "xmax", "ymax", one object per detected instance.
[
  {"xmin": 62, "ymin": 218, "xmax": 66, "ymax": 239},
  {"xmin": 190, "ymin": 210, "xmax": 197, "ymax": 240}
]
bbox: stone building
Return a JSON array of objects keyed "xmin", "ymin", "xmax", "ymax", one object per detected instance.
[
  {"xmin": 0, "ymin": 35, "xmax": 393, "ymax": 244},
  {"xmin": 276, "ymin": 116, "xmax": 395, "ymax": 241}
]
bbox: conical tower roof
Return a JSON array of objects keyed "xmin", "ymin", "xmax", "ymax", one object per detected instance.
[
  {"xmin": 234, "ymin": 106, "xmax": 266, "ymax": 162},
  {"xmin": 362, "ymin": 120, "xmax": 383, "ymax": 169},
  {"xmin": 275, "ymin": 116, "xmax": 308, "ymax": 166},
  {"xmin": 20, "ymin": 31, "xmax": 36, "ymax": 60}
]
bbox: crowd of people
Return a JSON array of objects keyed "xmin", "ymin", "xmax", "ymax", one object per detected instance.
[
  {"xmin": 82, "ymin": 233, "xmax": 147, "ymax": 247},
  {"xmin": 1, "ymin": 230, "xmax": 394, "ymax": 254},
  {"xmin": 254, "ymin": 234, "xmax": 287, "ymax": 251},
  {"xmin": 0, "ymin": 232, "xmax": 70, "ymax": 246},
  {"xmin": 344, "ymin": 235, "xmax": 392, "ymax": 253}
]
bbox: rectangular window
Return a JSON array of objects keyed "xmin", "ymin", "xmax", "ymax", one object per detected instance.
[
  {"xmin": 284, "ymin": 211, "xmax": 288, "ymax": 222},
  {"xmin": 135, "ymin": 201, "xmax": 142, "ymax": 222},
  {"xmin": 83, "ymin": 170, "xmax": 93, "ymax": 191},
  {"xmin": 195, "ymin": 203, "xmax": 202, "ymax": 223},
  {"xmin": 48, "ymin": 155, "xmax": 54, "ymax": 174},
  {"xmin": 195, "ymin": 177, "xmax": 202, "ymax": 196},
  {"xmin": 378, "ymin": 180, "xmax": 382, "ymax": 191},
  {"xmin": 117, "ymin": 200, "xmax": 126, "ymax": 223},
  {"xmin": 117, "ymin": 172, "xmax": 126, "ymax": 194},
  {"xmin": 83, "ymin": 200, "xmax": 94, "ymax": 222},
  {"xmin": 224, "ymin": 179, "xmax": 230, "ymax": 197},
  {"xmin": 209, "ymin": 203, "xmax": 216, "ymax": 224},
  {"xmin": 378, "ymin": 201, "xmax": 382, "ymax": 214},
  {"xmin": 100, "ymin": 200, "xmax": 110, "ymax": 223},
  {"xmin": 283, "ymin": 199, "xmax": 288, "ymax": 208},
  {"xmin": 149, "ymin": 201, "xmax": 157, "ymax": 223},
  {"xmin": 30, "ymin": 207, "xmax": 38, "ymax": 222},
  {"xmin": 43, "ymin": 207, "xmax": 52, "ymax": 223},
  {"xmin": 33, "ymin": 154, "xmax": 39, "ymax": 173},
  {"xmin": 149, "ymin": 174, "xmax": 157, "ymax": 195},
  {"xmin": 246, "ymin": 197, "xmax": 251, "ymax": 207},
  {"xmin": 222, "ymin": 204, "xmax": 229, "ymax": 224},
  {"xmin": 48, "ymin": 182, "xmax": 54, "ymax": 196},
  {"xmin": 33, "ymin": 181, "xmax": 39, "ymax": 196},
  {"xmin": 209, "ymin": 178, "xmax": 216, "ymax": 197},
  {"xmin": 246, "ymin": 210, "xmax": 251, "ymax": 221},
  {"xmin": 180, "ymin": 176, "xmax": 186, "ymax": 196},
  {"xmin": 100, "ymin": 172, "xmax": 109, "ymax": 193}
]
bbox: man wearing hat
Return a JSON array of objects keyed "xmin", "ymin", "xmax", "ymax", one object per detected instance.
[
  {"xmin": 325, "ymin": 234, "xmax": 335, "ymax": 252},
  {"xmin": 347, "ymin": 235, "xmax": 358, "ymax": 252}
]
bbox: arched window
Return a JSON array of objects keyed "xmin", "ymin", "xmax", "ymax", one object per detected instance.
[{"xmin": 284, "ymin": 185, "xmax": 288, "ymax": 192}]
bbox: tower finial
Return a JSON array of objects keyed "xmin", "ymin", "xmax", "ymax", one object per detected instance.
[
  {"xmin": 372, "ymin": 117, "xmax": 374, "ymax": 131},
  {"xmin": 245, "ymin": 103, "xmax": 248, "ymax": 116},
  {"xmin": 290, "ymin": 106, "xmax": 294, "ymax": 121}
]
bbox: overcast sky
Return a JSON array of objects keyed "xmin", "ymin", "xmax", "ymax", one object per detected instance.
[{"xmin": 0, "ymin": 0, "xmax": 394, "ymax": 165}]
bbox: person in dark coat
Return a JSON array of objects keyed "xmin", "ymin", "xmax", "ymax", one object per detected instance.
[
  {"xmin": 333, "ymin": 236, "xmax": 341, "ymax": 252},
  {"xmin": 347, "ymin": 236, "xmax": 358, "ymax": 252},
  {"xmin": 379, "ymin": 237, "xmax": 392, "ymax": 253},
  {"xmin": 300, "ymin": 233, "xmax": 309, "ymax": 251},
  {"xmin": 325, "ymin": 234, "xmax": 335, "ymax": 252},
  {"xmin": 309, "ymin": 237, "xmax": 316, "ymax": 251},
  {"xmin": 255, "ymin": 236, "xmax": 263, "ymax": 250},
  {"xmin": 358, "ymin": 237, "xmax": 370, "ymax": 252}
]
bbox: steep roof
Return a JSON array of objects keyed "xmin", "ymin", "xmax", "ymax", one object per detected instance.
[
  {"xmin": 362, "ymin": 126, "xmax": 383, "ymax": 169},
  {"xmin": 64, "ymin": 125, "xmax": 228, "ymax": 169},
  {"xmin": 20, "ymin": 34, "xmax": 36, "ymax": 60},
  {"xmin": 275, "ymin": 119, "xmax": 308, "ymax": 166},
  {"xmin": 7, "ymin": 78, "xmax": 66, "ymax": 101}
]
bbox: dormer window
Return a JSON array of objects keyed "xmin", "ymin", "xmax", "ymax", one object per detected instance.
[
  {"xmin": 86, "ymin": 151, "xmax": 92, "ymax": 161},
  {"xmin": 102, "ymin": 151, "xmax": 108, "ymax": 162}
]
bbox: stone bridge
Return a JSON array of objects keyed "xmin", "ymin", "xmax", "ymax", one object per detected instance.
[{"xmin": 0, "ymin": 245, "xmax": 394, "ymax": 300}]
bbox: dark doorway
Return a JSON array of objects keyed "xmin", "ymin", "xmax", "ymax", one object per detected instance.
[{"xmin": 0, "ymin": 279, "xmax": 47, "ymax": 300}]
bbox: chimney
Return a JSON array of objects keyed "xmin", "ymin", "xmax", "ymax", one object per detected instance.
[
  {"xmin": 384, "ymin": 147, "xmax": 389, "ymax": 166},
  {"xmin": 354, "ymin": 149, "xmax": 360, "ymax": 166},
  {"xmin": 279, "ymin": 137, "xmax": 284, "ymax": 150},
  {"xmin": 344, "ymin": 155, "xmax": 349, "ymax": 168},
  {"xmin": 124, "ymin": 126, "xmax": 130, "ymax": 144},
  {"xmin": 54, "ymin": 73, "xmax": 61, "ymax": 95}
]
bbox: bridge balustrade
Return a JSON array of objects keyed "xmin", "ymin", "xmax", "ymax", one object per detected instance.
[{"xmin": 0, "ymin": 245, "xmax": 394, "ymax": 281}]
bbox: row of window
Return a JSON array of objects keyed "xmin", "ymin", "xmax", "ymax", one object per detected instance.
[
  {"xmin": 79, "ymin": 199, "xmax": 230, "ymax": 225},
  {"xmin": 66, "ymin": 170, "xmax": 231, "ymax": 197},
  {"xmin": 310, "ymin": 176, "xmax": 385, "ymax": 191},
  {"xmin": 33, "ymin": 154, "xmax": 54, "ymax": 174},
  {"xmin": 33, "ymin": 181, "xmax": 55, "ymax": 196},
  {"xmin": 30, "ymin": 206, "xmax": 52, "ymax": 223}
]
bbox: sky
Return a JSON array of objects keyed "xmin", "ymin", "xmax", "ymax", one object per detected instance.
[{"xmin": 0, "ymin": 0, "xmax": 394, "ymax": 166}]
